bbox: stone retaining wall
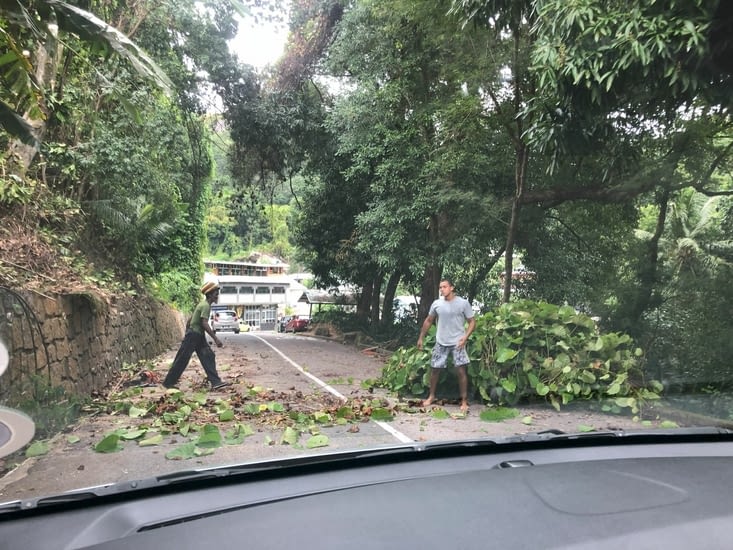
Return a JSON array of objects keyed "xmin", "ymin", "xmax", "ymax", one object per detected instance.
[{"xmin": 0, "ymin": 290, "xmax": 184, "ymax": 403}]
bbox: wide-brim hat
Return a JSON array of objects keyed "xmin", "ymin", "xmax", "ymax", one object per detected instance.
[{"xmin": 200, "ymin": 281, "xmax": 220, "ymax": 295}]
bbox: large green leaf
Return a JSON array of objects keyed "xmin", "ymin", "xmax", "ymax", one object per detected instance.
[
  {"xmin": 495, "ymin": 347, "xmax": 519, "ymax": 363},
  {"xmin": 195, "ymin": 424, "xmax": 223, "ymax": 448},
  {"xmin": 47, "ymin": 0, "xmax": 173, "ymax": 94}
]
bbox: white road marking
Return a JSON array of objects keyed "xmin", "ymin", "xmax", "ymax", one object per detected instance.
[{"xmin": 247, "ymin": 333, "xmax": 413, "ymax": 444}]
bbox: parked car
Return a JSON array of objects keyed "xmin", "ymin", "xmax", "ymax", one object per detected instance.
[
  {"xmin": 284, "ymin": 316, "xmax": 310, "ymax": 333},
  {"xmin": 210, "ymin": 310, "xmax": 240, "ymax": 334}
]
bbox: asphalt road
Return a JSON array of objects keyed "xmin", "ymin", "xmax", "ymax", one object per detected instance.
[{"xmin": 0, "ymin": 330, "xmax": 655, "ymax": 502}]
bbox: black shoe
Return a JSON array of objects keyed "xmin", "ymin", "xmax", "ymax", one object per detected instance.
[
  {"xmin": 211, "ymin": 381, "xmax": 231, "ymax": 390},
  {"xmin": 162, "ymin": 383, "xmax": 178, "ymax": 390}
]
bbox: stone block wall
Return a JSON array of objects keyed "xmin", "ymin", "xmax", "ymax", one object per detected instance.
[{"xmin": 0, "ymin": 289, "xmax": 184, "ymax": 403}]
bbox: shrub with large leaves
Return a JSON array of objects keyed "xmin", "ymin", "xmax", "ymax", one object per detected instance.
[{"xmin": 380, "ymin": 300, "xmax": 662, "ymax": 414}]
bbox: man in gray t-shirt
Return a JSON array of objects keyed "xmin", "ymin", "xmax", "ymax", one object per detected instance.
[{"xmin": 417, "ymin": 279, "xmax": 476, "ymax": 413}]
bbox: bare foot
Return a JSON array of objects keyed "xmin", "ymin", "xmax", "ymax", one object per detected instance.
[
  {"xmin": 460, "ymin": 402, "xmax": 469, "ymax": 413},
  {"xmin": 422, "ymin": 397, "xmax": 435, "ymax": 407}
]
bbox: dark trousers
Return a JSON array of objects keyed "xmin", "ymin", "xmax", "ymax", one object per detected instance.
[{"xmin": 163, "ymin": 330, "xmax": 222, "ymax": 387}]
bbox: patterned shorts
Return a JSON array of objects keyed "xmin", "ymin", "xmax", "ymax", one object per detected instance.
[{"xmin": 431, "ymin": 343, "xmax": 469, "ymax": 369}]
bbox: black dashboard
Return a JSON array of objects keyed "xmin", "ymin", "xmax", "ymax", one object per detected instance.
[{"xmin": 2, "ymin": 436, "xmax": 733, "ymax": 549}]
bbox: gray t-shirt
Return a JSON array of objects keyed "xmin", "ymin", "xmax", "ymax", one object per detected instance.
[{"xmin": 429, "ymin": 296, "xmax": 474, "ymax": 346}]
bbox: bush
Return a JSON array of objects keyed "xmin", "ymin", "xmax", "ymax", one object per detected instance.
[
  {"xmin": 149, "ymin": 271, "xmax": 197, "ymax": 312},
  {"xmin": 380, "ymin": 300, "xmax": 662, "ymax": 414}
]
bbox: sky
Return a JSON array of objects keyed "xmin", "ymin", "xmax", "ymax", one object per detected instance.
[{"xmin": 229, "ymin": 13, "xmax": 289, "ymax": 69}]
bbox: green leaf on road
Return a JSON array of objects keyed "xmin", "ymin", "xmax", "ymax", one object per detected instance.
[
  {"xmin": 128, "ymin": 405, "xmax": 148, "ymax": 418},
  {"xmin": 94, "ymin": 434, "xmax": 123, "ymax": 453},
  {"xmin": 192, "ymin": 392, "xmax": 208, "ymax": 405},
  {"xmin": 521, "ymin": 416, "xmax": 533, "ymax": 425},
  {"xmin": 219, "ymin": 409, "xmax": 235, "ymax": 422},
  {"xmin": 138, "ymin": 434, "xmax": 163, "ymax": 447},
  {"xmin": 195, "ymin": 424, "xmax": 222, "ymax": 448},
  {"xmin": 281, "ymin": 426, "xmax": 299, "ymax": 445},
  {"xmin": 313, "ymin": 411, "xmax": 332, "ymax": 423},
  {"xmin": 371, "ymin": 408, "xmax": 393, "ymax": 421},
  {"xmin": 431, "ymin": 409, "xmax": 451, "ymax": 420},
  {"xmin": 26, "ymin": 440, "xmax": 49, "ymax": 457},
  {"xmin": 120, "ymin": 429, "xmax": 147, "ymax": 440},
  {"xmin": 166, "ymin": 442, "xmax": 196, "ymax": 460},
  {"xmin": 242, "ymin": 403, "xmax": 261, "ymax": 415},
  {"xmin": 66, "ymin": 435, "xmax": 81, "ymax": 444},
  {"xmin": 306, "ymin": 434, "xmax": 329, "ymax": 448},
  {"xmin": 194, "ymin": 446, "xmax": 216, "ymax": 457},
  {"xmin": 577, "ymin": 425, "xmax": 595, "ymax": 432},
  {"xmin": 479, "ymin": 407, "xmax": 520, "ymax": 422},
  {"xmin": 224, "ymin": 423, "xmax": 253, "ymax": 445},
  {"xmin": 336, "ymin": 406, "xmax": 354, "ymax": 419}
]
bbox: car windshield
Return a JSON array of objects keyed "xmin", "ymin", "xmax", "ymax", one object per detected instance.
[{"xmin": 1, "ymin": 0, "xmax": 733, "ymax": 509}]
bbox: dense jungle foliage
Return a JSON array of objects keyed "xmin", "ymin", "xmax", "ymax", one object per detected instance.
[{"xmin": 1, "ymin": 0, "xmax": 733, "ymax": 406}]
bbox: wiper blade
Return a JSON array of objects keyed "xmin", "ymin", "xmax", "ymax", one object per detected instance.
[
  {"xmin": 526, "ymin": 425, "xmax": 733, "ymax": 441},
  {"xmin": 413, "ymin": 426, "xmax": 733, "ymax": 450}
]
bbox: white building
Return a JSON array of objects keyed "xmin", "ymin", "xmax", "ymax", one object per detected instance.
[{"xmin": 204, "ymin": 260, "xmax": 309, "ymax": 330}]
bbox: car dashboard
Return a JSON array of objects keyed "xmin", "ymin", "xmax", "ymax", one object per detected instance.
[{"xmin": 1, "ymin": 435, "xmax": 733, "ymax": 549}]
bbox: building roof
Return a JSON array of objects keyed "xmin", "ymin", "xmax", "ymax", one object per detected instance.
[
  {"xmin": 298, "ymin": 290, "xmax": 358, "ymax": 305},
  {"xmin": 216, "ymin": 275, "xmax": 294, "ymax": 285}
]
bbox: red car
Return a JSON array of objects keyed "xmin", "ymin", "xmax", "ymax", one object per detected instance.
[{"xmin": 284, "ymin": 316, "xmax": 310, "ymax": 333}]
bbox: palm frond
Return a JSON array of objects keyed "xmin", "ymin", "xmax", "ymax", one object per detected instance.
[
  {"xmin": 85, "ymin": 199, "xmax": 130, "ymax": 232},
  {"xmin": 690, "ymin": 196, "xmax": 721, "ymax": 238},
  {"xmin": 47, "ymin": 0, "xmax": 173, "ymax": 95}
]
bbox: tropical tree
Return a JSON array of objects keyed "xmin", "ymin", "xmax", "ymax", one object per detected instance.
[
  {"xmin": 299, "ymin": 0, "xmax": 513, "ymax": 321},
  {"xmin": 0, "ymin": 0, "xmax": 172, "ymax": 168}
]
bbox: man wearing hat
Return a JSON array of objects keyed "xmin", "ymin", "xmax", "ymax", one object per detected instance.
[{"xmin": 162, "ymin": 281, "xmax": 230, "ymax": 390}]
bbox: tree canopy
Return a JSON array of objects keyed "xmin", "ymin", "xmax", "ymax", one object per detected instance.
[{"xmin": 2, "ymin": 0, "xmax": 733, "ymax": 388}]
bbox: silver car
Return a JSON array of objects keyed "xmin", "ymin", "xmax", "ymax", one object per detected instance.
[{"xmin": 210, "ymin": 310, "xmax": 241, "ymax": 334}]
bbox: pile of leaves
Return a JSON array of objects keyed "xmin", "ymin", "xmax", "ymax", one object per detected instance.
[
  {"xmin": 380, "ymin": 300, "xmax": 662, "ymax": 415},
  {"xmin": 81, "ymin": 382, "xmax": 398, "ymax": 460}
]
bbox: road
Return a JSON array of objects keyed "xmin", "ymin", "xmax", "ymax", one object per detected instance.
[{"xmin": 0, "ymin": 330, "xmax": 651, "ymax": 502}]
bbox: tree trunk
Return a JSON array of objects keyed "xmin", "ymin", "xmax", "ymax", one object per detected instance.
[
  {"xmin": 370, "ymin": 272, "xmax": 383, "ymax": 325},
  {"xmin": 356, "ymin": 280, "xmax": 373, "ymax": 321},
  {"xmin": 381, "ymin": 269, "xmax": 402, "ymax": 326},
  {"xmin": 624, "ymin": 189, "xmax": 669, "ymax": 334},
  {"xmin": 467, "ymin": 246, "xmax": 505, "ymax": 304},
  {"xmin": 418, "ymin": 263, "xmax": 442, "ymax": 324},
  {"xmin": 502, "ymin": 30, "xmax": 530, "ymax": 304},
  {"xmin": 9, "ymin": 30, "xmax": 62, "ymax": 172},
  {"xmin": 502, "ymin": 144, "xmax": 529, "ymax": 303}
]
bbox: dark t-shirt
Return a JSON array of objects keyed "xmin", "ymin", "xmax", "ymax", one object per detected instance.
[{"xmin": 189, "ymin": 299, "xmax": 211, "ymax": 335}]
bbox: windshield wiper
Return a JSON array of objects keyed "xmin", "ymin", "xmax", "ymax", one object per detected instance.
[{"xmin": 513, "ymin": 425, "xmax": 733, "ymax": 442}]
